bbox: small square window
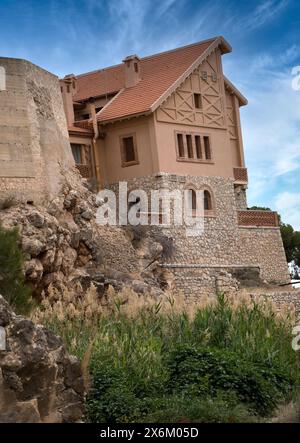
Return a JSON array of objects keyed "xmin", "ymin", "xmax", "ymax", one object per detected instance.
[
  {"xmin": 120, "ymin": 134, "xmax": 139, "ymax": 166},
  {"xmin": 194, "ymin": 93, "xmax": 202, "ymax": 109}
]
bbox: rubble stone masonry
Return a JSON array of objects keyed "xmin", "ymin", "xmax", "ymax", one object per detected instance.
[{"xmin": 109, "ymin": 173, "xmax": 290, "ymax": 296}]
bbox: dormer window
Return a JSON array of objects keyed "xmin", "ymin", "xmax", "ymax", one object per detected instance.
[{"xmin": 134, "ymin": 62, "xmax": 139, "ymax": 73}]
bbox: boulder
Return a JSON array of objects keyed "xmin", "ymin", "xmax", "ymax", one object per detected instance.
[
  {"xmin": 0, "ymin": 295, "xmax": 84, "ymax": 423},
  {"xmin": 27, "ymin": 211, "xmax": 45, "ymax": 228},
  {"xmin": 22, "ymin": 238, "xmax": 45, "ymax": 257}
]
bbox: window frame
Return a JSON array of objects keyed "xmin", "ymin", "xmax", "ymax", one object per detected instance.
[
  {"xmin": 120, "ymin": 133, "xmax": 139, "ymax": 167},
  {"xmin": 194, "ymin": 93, "xmax": 202, "ymax": 110},
  {"xmin": 202, "ymin": 186, "xmax": 216, "ymax": 218},
  {"xmin": 71, "ymin": 143, "xmax": 83, "ymax": 165},
  {"xmin": 175, "ymin": 131, "xmax": 214, "ymax": 164},
  {"xmin": 185, "ymin": 185, "xmax": 216, "ymax": 218}
]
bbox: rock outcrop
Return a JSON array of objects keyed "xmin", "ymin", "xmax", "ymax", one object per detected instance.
[
  {"xmin": 0, "ymin": 295, "xmax": 84, "ymax": 423},
  {"xmin": 0, "ymin": 170, "xmax": 167, "ymax": 299}
]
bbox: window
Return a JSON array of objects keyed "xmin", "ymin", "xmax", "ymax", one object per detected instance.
[
  {"xmin": 204, "ymin": 190, "xmax": 212, "ymax": 211},
  {"xmin": 71, "ymin": 144, "xmax": 82, "ymax": 164},
  {"xmin": 82, "ymin": 113, "xmax": 90, "ymax": 120},
  {"xmin": 190, "ymin": 189, "xmax": 197, "ymax": 211},
  {"xmin": 204, "ymin": 136, "xmax": 211, "ymax": 160},
  {"xmin": 186, "ymin": 188, "xmax": 197, "ymax": 217},
  {"xmin": 134, "ymin": 62, "xmax": 139, "ymax": 73},
  {"xmin": 177, "ymin": 133, "xmax": 185, "ymax": 157},
  {"xmin": 186, "ymin": 187, "xmax": 215, "ymax": 217},
  {"xmin": 120, "ymin": 134, "xmax": 139, "ymax": 167},
  {"xmin": 194, "ymin": 93, "xmax": 202, "ymax": 109},
  {"xmin": 195, "ymin": 135, "xmax": 202, "ymax": 159},
  {"xmin": 175, "ymin": 132, "xmax": 212, "ymax": 162},
  {"xmin": 186, "ymin": 134, "xmax": 193, "ymax": 159}
]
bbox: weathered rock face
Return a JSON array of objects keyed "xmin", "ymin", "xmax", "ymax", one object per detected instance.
[
  {"xmin": 0, "ymin": 171, "xmax": 166, "ymax": 298},
  {"xmin": 0, "ymin": 295, "xmax": 84, "ymax": 423}
]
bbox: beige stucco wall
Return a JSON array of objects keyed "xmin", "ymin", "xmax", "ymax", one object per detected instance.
[
  {"xmin": 81, "ymin": 47, "xmax": 245, "ymax": 187},
  {"xmin": 0, "ymin": 57, "xmax": 74, "ymax": 204},
  {"xmin": 152, "ymin": 48, "xmax": 243, "ymax": 178},
  {"xmin": 97, "ymin": 116, "xmax": 155, "ymax": 184},
  {"xmin": 154, "ymin": 120, "xmax": 234, "ymax": 177}
]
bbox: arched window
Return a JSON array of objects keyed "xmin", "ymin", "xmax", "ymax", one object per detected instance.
[
  {"xmin": 204, "ymin": 190, "xmax": 212, "ymax": 211},
  {"xmin": 187, "ymin": 189, "xmax": 197, "ymax": 212},
  {"xmin": 191, "ymin": 189, "xmax": 197, "ymax": 211}
]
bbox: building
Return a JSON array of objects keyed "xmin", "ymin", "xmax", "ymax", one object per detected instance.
[{"xmin": 60, "ymin": 36, "xmax": 289, "ymax": 292}]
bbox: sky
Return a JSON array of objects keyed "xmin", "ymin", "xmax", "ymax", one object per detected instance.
[{"xmin": 0, "ymin": 0, "xmax": 299, "ymax": 229}]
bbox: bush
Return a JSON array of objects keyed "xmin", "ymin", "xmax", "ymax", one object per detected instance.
[
  {"xmin": 142, "ymin": 394, "xmax": 255, "ymax": 423},
  {"xmin": 167, "ymin": 345, "xmax": 295, "ymax": 416},
  {"xmin": 0, "ymin": 223, "xmax": 32, "ymax": 313},
  {"xmin": 39, "ymin": 291, "xmax": 300, "ymax": 422}
]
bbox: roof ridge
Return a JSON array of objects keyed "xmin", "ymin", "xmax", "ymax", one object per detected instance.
[
  {"xmin": 140, "ymin": 36, "xmax": 218, "ymax": 62},
  {"xmin": 75, "ymin": 37, "xmax": 220, "ymax": 79}
]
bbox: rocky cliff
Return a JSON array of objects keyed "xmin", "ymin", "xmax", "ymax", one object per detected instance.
[
  {"xmin": 0, "ymin": 295, "xmax": 84, "ymax": 423},
  {"xmin": 0, "ymin": 169, "xmax": 169, "ymax": 300}
]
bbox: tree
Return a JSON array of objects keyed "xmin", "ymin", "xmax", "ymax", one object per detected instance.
[
  {"xmin": 280, "ymin": 223, "xmax": 300, "ymax": 267},
  {"xmin": 0, "ymin": 223, "xmax": 32, "ymax": 314}
]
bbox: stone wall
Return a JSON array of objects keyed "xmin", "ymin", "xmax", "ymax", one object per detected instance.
[
  {"xmin": 109, "ymin": 173, "xmax": 290, "ymax": 297},
  {"xmin": 241, "ymin": 288, "xmax": 300, "ymax": 315},
  {"xmin": 0, "ymin": 57, "xmax": 74, "ymax": 205}
]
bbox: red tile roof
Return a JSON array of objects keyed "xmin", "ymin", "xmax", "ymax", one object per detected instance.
[
  {"xmin": 73, "ymin": 37, "xmax": 232, "ymax": 124},
  {"xmin": 74, "ymin": 64, "xmax": 124, "ymax": 102}
]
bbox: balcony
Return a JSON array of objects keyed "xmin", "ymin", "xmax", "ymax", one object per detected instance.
[
  {"xmin": 74, "ymin": 119, "xmax": 93, "ymax": 130},
  {"xmin": 238, "ymin": 210, "xmax": 279, "ymax": 228},
  {"xmin": 234, "ymin": 167, "xmax": 248, "ymax": 184}
]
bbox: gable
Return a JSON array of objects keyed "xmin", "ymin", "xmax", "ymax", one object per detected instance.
[
  {"xmin": 156, "ymin": 48, "xmax": 226, "ymax": 129},
  {"xmin": 225, "ymin": 88, "xmax": 238, "ymax": 139}
]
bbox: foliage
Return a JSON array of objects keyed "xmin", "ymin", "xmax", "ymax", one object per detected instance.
[
  {"xmin": 280, "ymin": 223, "xmax": 300, "ymax": 267},
  {"xmin": 167, "ymin": 345, "xmax": 295, "ymax": 416},
  {"xmin": 35, "ymin": 288, "xmax": 300, "ymax": 423},
  {"xmin": 0, "ymin": 223, "xmax": 32, "ymax": 314}
]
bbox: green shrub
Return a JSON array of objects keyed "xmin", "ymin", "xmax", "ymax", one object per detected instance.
[
  {"xmin": 0, "ymin": 223, "xmax": 32, "ymax": 314},
  {"xmin": 45, "ymin": 293, "xmax": 300, "ymax": 422},
  {"xmin": 167, "ymin": 345, "xmax": 295, "ymax": 416},
  {"xmin": 142, "ymin": 394, "xmax": 255, "ymax": 423}
]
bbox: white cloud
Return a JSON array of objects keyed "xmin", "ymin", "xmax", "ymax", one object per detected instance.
[
  {"xmin": 274, "ymin": 192, "xmax": 300, "ymax": 229},
  {"xmin": 238, "ymin": 0, "xmax": 289, "ymax": 31}
]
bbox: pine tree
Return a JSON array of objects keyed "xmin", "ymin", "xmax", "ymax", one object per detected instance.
[{"xmin": 0, "ymin": 223, "xmax": 32, "ymax": 314}]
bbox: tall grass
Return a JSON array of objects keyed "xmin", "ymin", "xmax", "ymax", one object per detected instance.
[{"xmin": 32, "ymin": 286, "xmax": 300, "ymax": 422}]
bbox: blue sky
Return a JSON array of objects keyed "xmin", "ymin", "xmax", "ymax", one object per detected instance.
[{"xmin": 0, "ymin": 0, "xmax": 300, "ymax": 228}]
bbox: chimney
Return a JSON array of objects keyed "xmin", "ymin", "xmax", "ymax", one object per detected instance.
[
  {"xmin": 123, "ymin": 55, "xmax": 141, "ymax": 88},
  {"xmin": 60, "ymin": 74, "xmax": 77, "ymax": 126}
]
